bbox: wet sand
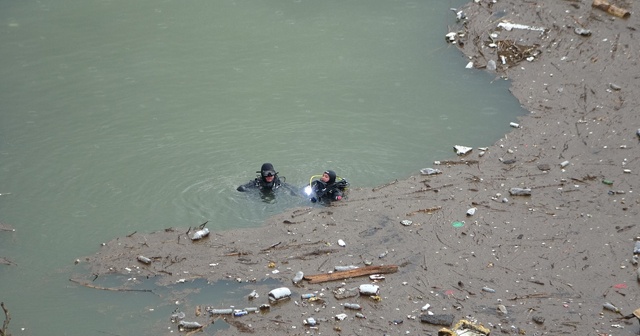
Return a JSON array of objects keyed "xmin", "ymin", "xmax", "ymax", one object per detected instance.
[{"xmin": 77, "ymin": 1, "xmax": 640, "ymax": 335}]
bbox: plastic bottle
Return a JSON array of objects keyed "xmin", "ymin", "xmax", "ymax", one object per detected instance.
[
  {"xmin": 208, "ymin": 308, "xmax": 233, "ymax": 315},
  {"xmin": 178, "ymin": 321, "xmax": 203, "ymax": 329},
  {"xmin": 301, "ymin": 293, "xmax": 316, "ymax": 299},
  {"xmin": 233, "ymin": 310, "xmax": 248, "ymax": 317},
  {"xmin": 292, "ymin": 271, "xmax": 304, "ymax": 284},
  {"xmin": 344, "ymin": 303, "xmax": 362, "ymax": 310},
  {"xmin": 509, "ymin": 188, "xmax": 531, "ymax": 196},
  {"xmin": 137, "ymin": 255, "xmax": 152, "ymax": 264},
  {"xmin": 335, "ymin": 265, "xmax": 358, "ymax": 272},
  {"xmin": 191, "ymin": 228, "xmax": 209, "ymax": 240}
]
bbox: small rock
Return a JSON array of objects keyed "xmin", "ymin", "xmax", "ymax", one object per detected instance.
[
  {"xmin": 420, "ymin": 314, "xmax": 454, "ymax": 326},
  {"xmin": 532, "ymin": 315, "xmax": 545, "ymax": 324},
  {"xmin": 537, "ymin": 163, "xmax": 551, "ymax": 171}
]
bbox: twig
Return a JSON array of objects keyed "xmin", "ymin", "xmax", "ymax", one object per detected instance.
[
  {"xmin": 261, "ymin": 242, "xmax": 281, "ymax": 251},
  {"xmin": 406, "ymin": 206, "xmax": 442, "ymax": 216},
  {"xmin": 1, "ymin": 302, "xmax": 10, "ymax": 336},
  {"xmin": 69, "ymin": 279, "xmax": 154, "ymax": 293},
  {"xmin": 372, "ymin": 179, "xmax": 398, "ymax": 192}
]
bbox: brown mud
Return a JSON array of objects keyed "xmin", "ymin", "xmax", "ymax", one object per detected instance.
[{"xmin": 75, "ymin": 1, "xmax": 640, "ymax": 335}]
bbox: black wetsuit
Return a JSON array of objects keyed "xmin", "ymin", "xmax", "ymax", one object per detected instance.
[
  {"xmin": 237, "ymin": 163, "xmax": 298, "ymax": 195},
  {"xmin": 310, "ymin": 170, "xmax": 349, "ymax": 203}
]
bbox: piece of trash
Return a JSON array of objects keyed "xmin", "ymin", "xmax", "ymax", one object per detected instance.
[
  {"xmin": 301, "ymin": 293, "xmax": 316, "ymax": 299},
  {"xmin": 445, "ymin": 32, "xmax": 457, "ymax": 42},
  {"xmin": 452, "ymin": 221, "xmax": 464, "ymax": 228},
  {"xmin": 335, "ymin": 313, "xmax": 348, "ymax": 321},
  {"xmin": 207, "ymin": 308, "xmax": 233, "ymax": 315},
  {"xmin": 450, "ymin": 8, "xmax": 466, "ymax": 21},
  {"xmin": 497, "ymin": 304, "xmax": 508, "ymax": 315},
  {"xmin": 233, "ymin": 310, "xmax": 248, "ymax": 317},
  {"xmin": 602, "ymin": 179, "xmax": 614, "ymax": 185},
  {"xmin": 592, "ymin": 0, "xmax": 631, "ymax": 18},
  {"xmin": 191, "ymin": 228, "xmax": 209, "ymax": 241},
  {"xmin": 421, "ymin": 303, "xmax": 431, "ymax": 311},
  {"xmin": 613, "ymin": 283, "xmax": 627, "ymax": 290},
  {"xmin": 633, "ymin": 241, "xmax": 640, "ymax": 254},
  {"xmin": 268, "ymin": 287, "xmax": 292, "ymax": 302},
  {"xmin": 248, "ymin": 290, "xmax": 259, "ymax": 300},
  {"xmin": 603, "ymin": 302, "xmax": 621, "ymax": 314},
  {"xmin": 333, "ymin": 288, "xmax": 359, "ymax": 300},
  {"xmin": 137, "ymin": 255, "xmax": 152, "ymax": 264},
  {"xmin": 171, "ymin": 311, "xmax": 186, "ymax": 321},
  {"xmin": 509, "ymin": 122, "xmax": 520, "ymax": 128},
  {"xmin": 509, "ymin": 187, "xmax": 532, "ymax": 196},
  {"xmin": 560, "ymin": 160, "xmax": 570, "ymax": 168},
  {"xmin": 355, "ymin": 312, "xmax": 366, "ymax": 319},
  {"xmin": 487, "ymin": 59, "xmax": 497, "ymax": 71},
  {"xmin": 623, "ymin": 169, "xmax": 631, "ymax": 173},
  {"xmin": 420, "ymin": 313, "xmax": 455, "ymax": 327},
  {"xmin": 338, "ymin": 239, "xmax": 346, "ymax": 247},
  {"xmin": 359, "ymin": 284, "xmax": 380, "ymax": 296},
  {"xmin": 465, "ymin": 61, "xmax": 474, "ymax": 69},
  {"xmin": 178, "ymin": 321, "xmax": 203, "ymax": 330},
  {"xmin": 453, "ymin": 145, "xmax": 473, "ymax": 156},
  {"xmin": 437, "ymin": 319, "xmax": 491, "ymax": 336},
  {"xmin": 378, "ymin": 250, "xmax": 388, "ymax": 258},
  {"xmin": 420, "ymin": 168, "xmax": 442, "ymax": 175},
  {"xmin": 636, "ymin": 129, "xmax": 640, "ymax": 139},
  {"xmin": 400, "ymin": 219, "xmax": 413, "ymax": 226},
  {"xmin": 466, "ymin": 208, "xmax": 477, "ymax": 216},
  {"xmin": 369, "ymin": 274, "xmax": 385, "ymax": 281},
  {"xmin": 497, "ymin": 21, "xmax": 545, "ymax": 32},
  {"xmin": 335, "ymin": 265, "xmax": 358, "ymax": 271},
  {"xmin": 344, "ymin": 303, "xmax": 362, "ymax": 310},
  {"xmin": 292, "ymin": 271, "xmax": 304, "ymax": 284},
  {"xmin": 609, "ymin": 83, "xmax": 621, "ymax": 90},
  {"xmin": 482, "ymin": 287, "xmax": 496, "ymax": 293},
  {"xmin": 574, "ymin": 27, "xmax": 592, "ymax": 36},
  {"xmin": 304, "ymin": 317, "xmax": 317, "ymax": 326}
]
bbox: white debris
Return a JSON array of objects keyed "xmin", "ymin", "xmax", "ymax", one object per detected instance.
[{"xmin": 497, "ymin": 22, "xmax": 545, "ymax": 32}]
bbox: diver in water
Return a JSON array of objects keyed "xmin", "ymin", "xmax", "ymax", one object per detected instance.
[
  {"xmin": 237, "ymin": 163, "xmax": 297, "ymax": 195},
  {"xmin": 308, "ymin": 170, "xmax": 349, "ymax": 203}
]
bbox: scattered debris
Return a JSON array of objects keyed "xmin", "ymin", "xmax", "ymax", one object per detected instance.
[
  {"xmin": 438, "ymin": 319, "xmax": 491, "ymax": 336},
  {"xmin": 454, "ymin": 145, "xmax": 473, "ymax": 156},
  {"xmin": 420, "ymin": 167, "xmax": 442, "ymax": 175},
  {"xmin": 497, "ymin": 21, "xmax": 546, "ymax": 32}
]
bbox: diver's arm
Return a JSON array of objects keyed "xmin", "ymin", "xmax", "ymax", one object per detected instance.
[{"xmin": 237, "ymin": 179, "xmax": 257, "ymax": 192}]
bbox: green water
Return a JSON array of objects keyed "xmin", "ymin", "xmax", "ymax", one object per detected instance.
[{"xmin": 0, "ymin": 1, "xmax": 527, "ymax": 334}]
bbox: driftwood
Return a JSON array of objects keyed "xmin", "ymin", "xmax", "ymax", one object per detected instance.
[
  {"xmin": 304, "ymin": 265, "xmax": 398, "ymax": 284},
  {"xmin": 592, "ymin": 0, "xmax": 630, "ymax": 18}
]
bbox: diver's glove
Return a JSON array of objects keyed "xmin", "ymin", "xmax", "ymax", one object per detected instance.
[
  {"xmin": 310, "ymin": 197, "xmax": 317, "ymax": 203},
  {"xmin": 335, "ymin": 195, "xmax": 342, "ymax": 201}
]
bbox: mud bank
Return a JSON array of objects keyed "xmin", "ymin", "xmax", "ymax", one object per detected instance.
[{"xmin": 75, "ymin": 1, "xmax": 640, "ymax": 335}]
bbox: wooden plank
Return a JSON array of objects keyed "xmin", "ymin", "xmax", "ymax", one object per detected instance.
[{"xmin": 304, "ymin": 265, "xmax": 398, "ymax": 284}]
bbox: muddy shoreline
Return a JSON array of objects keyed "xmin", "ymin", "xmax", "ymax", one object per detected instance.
[{"xmin": 76, "ymin": 1, "xmax": 640, "ymax": 335}]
